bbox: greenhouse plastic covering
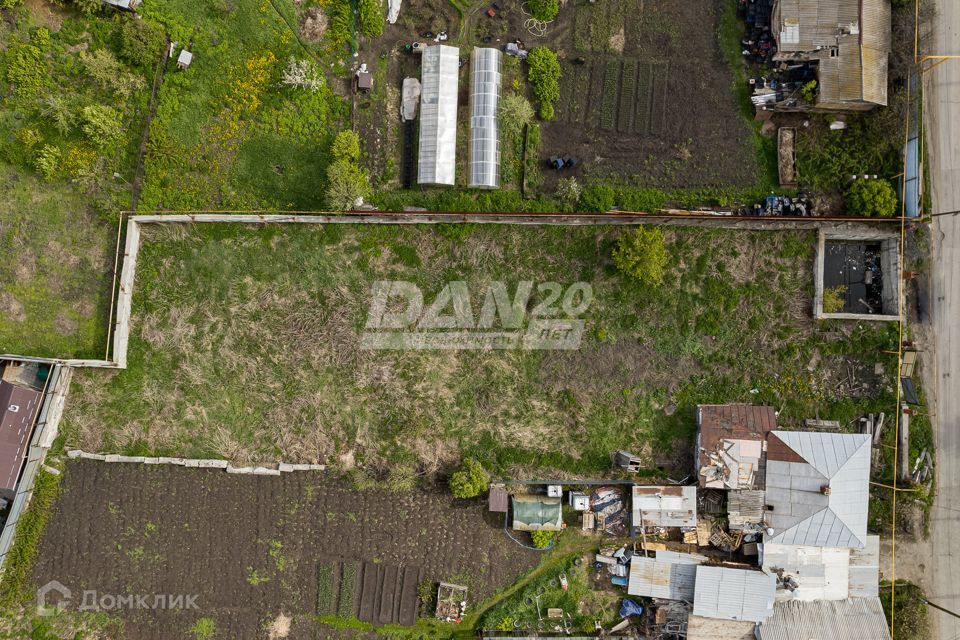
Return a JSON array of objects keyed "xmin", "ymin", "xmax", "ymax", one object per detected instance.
[
  {"xmin": 468, "ymin": 47, "xmax": 501, "ymax": 189},
  {"xmin": 418, "ymin": 45, "xmax": 460, "ymax": 186}
]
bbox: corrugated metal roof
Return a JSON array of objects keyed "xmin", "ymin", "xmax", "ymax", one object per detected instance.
[
  {"xmin": 762, "ymin": 543, "xmax": 850, "ymax": 600},
  {"xmin": 468, "ymin": 48, "xmax": 501, "ymax": 189},
  {"xmin": 773, "ymin": 0, "xmax": 889, "ymax": 107},
  {"xmin": 687, "ymin": 615, "xmax": 756, "ymax": 640},
  {"xmin": 627, "ymin": 551, "xmax": 705, "ymax": 601},
  {"xmin": 418, "ymin": 45, "xmax": 459, "ymax": 185},
  {"xmin": 0, "ymin": 381, "xmax": 41, "ymax": 493},
  {"xmin": 729, "ymin": 490, "xmax": 766, "ymax": 530},
  {"xmin": 764, "ymin": 431, "xmax": 870, "ymax": 548},
  {"xmin": 632, "ymin": 485, "xmax": 697, "ymax": 528},
  {"xmin": 848, "ymin": 535, "xmax": 880, "ymax": 597},
  {"xmin": 693, "ymin": 566, "xmax": 776, "ymax": 623},
  {"xmin": 756, "ymin": 597, "xmax": 892, "ymax": 640}
]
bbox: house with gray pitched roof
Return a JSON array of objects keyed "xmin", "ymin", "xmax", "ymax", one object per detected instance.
[{"xmin": 763, "ymin": 431, "xmax": 871, "ymax": 548}]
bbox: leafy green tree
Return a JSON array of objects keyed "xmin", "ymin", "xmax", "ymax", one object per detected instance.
[
  {"xmin": 613, "ymin": 226, "xmax": 669, "ymax": 286},
  {"xmin": 527, "ymin": 47, "xmax": 561, "ymax": 121},
  {"xmin": 331, "ymin": 130, "xmax": 361, "ymax": 162},
  {"xmin": 119, "ymin": 18, "xmax": 167, "ymax": 67},
  {"xmin": 7, "ymin": 31, "xmax": 48, "ymax": 98},
  {"xmin": 0, "ymin": 0, "xmax": 23, "ymax": 9},
  {"xmin": 80, "ymin": 105, "xmax": 122, "ymax": 147},
  {"xmin": 448, "ymin": 459, "xmax": 487, "ymax": 499},
  {"xmin": 81, "ymin": 49, "xmax": 145, "ymax": 98},
  {"xmin": 41, "ymin": 95, "xmax": 75, "ymax": 135},
  {"xmin": 358, "ymin": 0, "xmax": 384, "ymax": 37},
  {"xmin": 527, "ymin": 0, "xmax": 559, "ymax": 21},
  {"xmin": 578, "ymin": 184, "xmax": 614, "ymax": 212},
  {"xmin": 844, "ymin": 179, "xmax": 898, "ymax": 217}
]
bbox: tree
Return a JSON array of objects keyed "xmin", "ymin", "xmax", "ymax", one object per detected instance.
[
  {"xmin": 613, "ymin": 226, "xmax": 669, "ymax": 286},
  {"xmin": 844, "ymin": 179, "xmax": 898, "ymax": 217},
  {"xmin": 331, "ymin": 130, "xmax": 361, "ymax": 162},
  {"xmin": 72, "ymin": 0, "xmax": 101, "ymax": 16},
  {"xmin": 80, "ymin": 105, "xmax": 122, "ymax": 147},
  {"xmin": 81, "ymin": 49, "xmax": 145, "ymax": 98},
  {"xmin": 41, "ymin": 95, "xmax": 75, "ymax": 135},
  {"xmin": 448, "ymin": 459, "xmax": 487, "ymax": 499},
  {"xmin": 527, "ymin": 0, "xmax": 559, "ymax": 21},
  {"xmin": 118, "ymin": 19, "xmax": 166, "ymax": 68},
  {"xmin": 527, "ymin": 47, "xmax": 561, "ymax": 121}
]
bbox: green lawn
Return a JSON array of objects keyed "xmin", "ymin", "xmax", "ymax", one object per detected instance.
[{"xmin": 59, "ymin": 223, "xmax": 898, "ymax": 478}]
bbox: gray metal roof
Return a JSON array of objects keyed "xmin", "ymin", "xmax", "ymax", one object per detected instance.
[
  {"xmin": 0, "ymin": 381, "xmax": 41, "ymax": 493},
  {"xmin": 627, "ymin": 551, "xmax": 706, "ymax": 601},
  {"xmin": 693, "ymin": 566, "xmax": 776, "ymax": 623},
  {"xmin": 756, "ymin": 597, "xmax": 892, "ymax": 640},
  {"xmin": 417, "ymin": 45, "xmax": 459, "ymax": 186},
  {"xmin": 764, "ymin": 431, "xmax": 871, "ymax": 548},
  {"xmin": 468, "ymin": 48, "xmax": 501, "ymax": 189},
  {"xmin": 848, "ymin": 535, "xmax": 881, "ymax": 598}
]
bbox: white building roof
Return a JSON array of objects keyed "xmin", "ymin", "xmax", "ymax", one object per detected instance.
[
  {"xmin": 417, "ymin": 45, "xmax": 459, "ymax": 186},
  {"xmin": 693, "ymin": 566, "xmax": 776, "ymax": 623},
  {"xmin": 764, "ymin": 431, "xmax": 871, "ymax": 548},
  {"xmin": 632, "ymin": 485, "xmax": 697, "ymax": 528},
  {"xmin": 848, "ymin": 535, "xmax": 881, "ymax": 598},
  {"xmin": 762, "ymin": 543, "xmax": 850, "ymax": 601}
]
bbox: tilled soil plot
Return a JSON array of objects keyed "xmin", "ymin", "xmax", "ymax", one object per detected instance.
[
  {"xmin": 32, "ymin": 461, "xmax": 538, "ymax": 639},
  {"xmin": 535, "ymin": 0, "xmax": 758, "ymax": 189}
]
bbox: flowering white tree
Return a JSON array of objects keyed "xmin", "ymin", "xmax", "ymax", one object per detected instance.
[{"xmin": 281, "ymin": 57, "xmax": 323, "ymax": 92}]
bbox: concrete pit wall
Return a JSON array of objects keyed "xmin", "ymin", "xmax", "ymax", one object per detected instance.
[{"xmin": 813, "ymin": 228, "xmax": 901, "ymax": 321}]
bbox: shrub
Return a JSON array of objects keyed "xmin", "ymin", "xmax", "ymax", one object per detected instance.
[
  {"xmin": 822, "ymin": 285, "xmax": 847, "ymax": 313},
  {"xmin": 844, "ymin": 179, "xmax": 898, "ymax": 217},
  {"xmin": 531, "ymin": 530, "xmax": 554, "ymax": 548},
  {"xmin": 15, "ymin": 128, "xmax": 41, "ymax": 150},
  {"xmin": 448, "ymin": 459, "xmax": 487, "ymax": 499},
  {"xmin": 41, "ymin": 95, "xmax": 75, "ymax": 134},
  {"xmin": 190, "ymin": 618, "xmax": 216, "ymax": 640},
  {"xmin": 118, "ymin": 18, "xmax": 167, "ymax": 67},
  {"xmin": 281, "ymin": 57, "xmax": 324, "ymax": 92},
  {"xmin": 7, "ymin": 33, "xmax": 47, "ymax": 98},
  {"xmin": 527, "ymin": 0, "xmax": 559, "ymax": 21},
  {"xmin": 81, "ymin": 49, "xmax": 146, "ymax": 98},
  {"xmin": 555, "ymin": 177, "xmax": 581, "ymax": 210},
  {"xmin": 499, "ymin": 92, "xmax": 534, "ymax": 138},
  {"xmin": 578, "ymin": 184, "xmax": 615, "ymax": 212},
  {"xmin": 527, "ymin": 47, "xmax": 561, "ymax": 121},
  {"xmin": 358, "ymin": 0, "xmax": 384, "ymax": 37},
  {"xmin": 72, "ymin": 0, "xmax": 101, "ymax": 15},
  {"xmin": 331, "ymin": 130, "xmax": 361, "ymax": 162},
  {"xmin": 34, "ymin": 145, "xmax": 62, "ymax": 180},
  {"xmin": 326, "ymin": 159, "xmax": 370, "ymax": 210},
  {"xmin": 612, "ymin": 226, "xmax": 669, "ymax": 286},
  {"xmin": 0, "ymin": 0, "xmax": 23, "ymax": 9},
  {"xmin": 81, "ymin": 105, "xmax": 123, "ymax": 146}
]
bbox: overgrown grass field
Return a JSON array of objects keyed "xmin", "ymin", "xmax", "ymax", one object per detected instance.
[{"xmin": 60, "ymin": 223, "xmax": 898, "ymax": 479}]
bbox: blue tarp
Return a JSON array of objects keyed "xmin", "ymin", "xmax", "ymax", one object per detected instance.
[{"xmin": 619, "ymin": 599, "xmax": 644, "ymax": 619}]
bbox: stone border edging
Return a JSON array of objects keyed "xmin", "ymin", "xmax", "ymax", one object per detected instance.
[{"xmin": 66, "ymin": 450, "xmax": 324, "ymax": 475}]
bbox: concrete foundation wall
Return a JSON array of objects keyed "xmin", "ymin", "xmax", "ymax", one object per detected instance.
[{"xmin": 814, "ymin": 229, "xmax": 902, "ymax": 321}]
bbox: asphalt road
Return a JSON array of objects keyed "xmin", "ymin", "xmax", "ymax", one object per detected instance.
[{"xmin": 924, "ymin": 0, "xmax": 960, "ymax": 635}]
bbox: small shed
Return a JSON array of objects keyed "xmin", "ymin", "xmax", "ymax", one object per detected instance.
[
  {"xmin": 488, "ymin": 484, "xmax": 508, "ymax": 513},
  {"xmin": 511, "ymin": 494, "xmax": 563, "ymax": 532},
  {"xmin": 627, "ymin": 550, "xmax": 706, "ymax": 601},
  {"xmin": 177, "ymin": 50, "xmax": 193, "ymax": 70},
  {"xmin": 0, "ymin": 381, "xmax": 42, "ymax": 495},
  {"xmin": 356, "ymin": 64, "xmax": 373, "ymax": 92}
]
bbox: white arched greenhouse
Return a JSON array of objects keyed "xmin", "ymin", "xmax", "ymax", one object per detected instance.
[
  {"xmin": 468, "ymin": 47, "xmax": 502, "ymax": 189},
  {"xmin": 417, "ymin": 45, "xmax": 460, "ymax": 186}
]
